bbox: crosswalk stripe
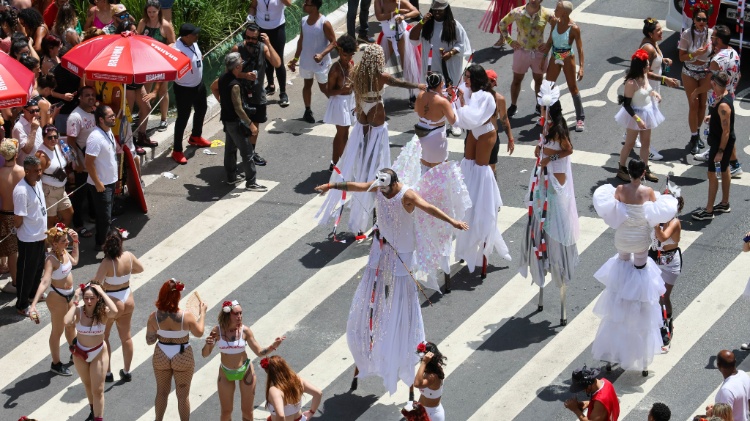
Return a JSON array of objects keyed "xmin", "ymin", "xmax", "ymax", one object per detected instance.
[
  {"xmin": 266, "ymin": 119, "xmax": 750, "ymax": 189},
  {"xmin": 147, "ymin": 245, "xmax": 373, "ymax": 421},
  {"xmin": 248, "ymin": 206, "xmax": 529, "ymax": 419},
  {"xmin": 467, "ymin": 230, "xmax": 701, "ymax": 420},
  {"xmin": 680, "ymin": 252, "xmax": 750, "ymax": 421},
  {"xmin": 361, "ymin": 215, "xmax": 611, "ymax": 415},
  {"xmin": 30, "ymin": 191, "xmax": 327, "ymax": 420},
  {"xmin": 0, "ymin": 183, "xmax": 277, "ymax": 395}
]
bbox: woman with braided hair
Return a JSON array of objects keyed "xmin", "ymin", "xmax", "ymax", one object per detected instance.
[
  {"xmin": 64, "ymin": 283, "xmax": 119, "ymax": 421},
  {"xmin": 392, "ymin": 71, "xmax": 470, "ymax": 293},
  {"xmin": 316, "ymin": 43, "xmax": 426, "ymax": 236},
  {"xmin": 519, "ymin": 80, "xmax": 579, "ymax": 324},
  {"xmin": 145, "ymin": 279, "xmax": 207, "ymax": 421},
  {"xmin": 29, "ymin": 223, "xmax": 79, "ymax": 377}
]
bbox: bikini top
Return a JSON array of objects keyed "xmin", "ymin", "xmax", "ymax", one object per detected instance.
[
  {"xmin": 49, "ymin": 253, "xmax": 72, "ymax": 280},
  {"xmin": 418, "ymin": 114, "xmax": 447, "ymax": 129},
  {"xmin": 362, "ymin": 88, "xmax": 385, "ymax": 102},
  {"xmin": 267, "ymin": 399, "xmax": 302, "ymax": 416},
  {"xmin": 419, "ymin": 380, "xmax": 444, "ymax": 399},
  {"xmin": 156, "ymin": 310, "xmax": 189, "ymax": 340},
  {"xmin": 552, "ymin": 25, "xmax": 572, "ymax": 50},
  {"xmin": 93, "ymin": 14, "xmax": 112, "ymax": 30},
  {"xmin": 105, "ymin": 254, "xmax": 132, "ymax": 286},
  {"xmin": 217, "ymin": 325, "xmax": 247, "ymax": 354},
  {"xmin": 76, "ymin": 307, "xmax": 106, "ymax": 336}
]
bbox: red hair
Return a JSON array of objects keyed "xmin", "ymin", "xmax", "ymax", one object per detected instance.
[{"xmin": 154, "ymin": 279, "xmax": 181, "ymax": 312}]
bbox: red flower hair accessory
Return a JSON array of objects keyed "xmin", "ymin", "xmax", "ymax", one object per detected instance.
[
  {"xmin": 169, "ymin": 278, "xmax": 185, "ymax": 292},
  {"xmin": 79, "ymin": 283, "xmax": 86, "ymax": 291},
  {"xmin": 222, "ymin": 300, "xmax": 239, "ymax": 313},
  {"xmin": 416, "ymin": 342, "xmax": 427, "ymax": 357},
  {"xmin": 260, "ymin": 357, "xmax": 269, "ymax": 370},
  {"xmin": 55, "ymin": 222, "xmax": 66, "ymax": 232},
  {"xmin": 632, "ymin": 49, "xmax": 649, "ymax": 62}
]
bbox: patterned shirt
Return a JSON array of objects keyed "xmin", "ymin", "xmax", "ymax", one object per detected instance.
[
  {"xmin": 708, "ymin": 47, "xmax": 741, "ymax": 106},
  {"xmin": 498, "ymin": 6, "xmax": 553, "ymax": 50}
]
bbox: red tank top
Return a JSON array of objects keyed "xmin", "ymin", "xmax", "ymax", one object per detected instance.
[{"xmin": 587, "ymin": 379, "xmax": 620, "ymax": 421}]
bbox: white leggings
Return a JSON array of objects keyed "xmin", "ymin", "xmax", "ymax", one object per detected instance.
[{"xmin": 618, "ymin": 250, "xmax": 649, "ymax": 268}]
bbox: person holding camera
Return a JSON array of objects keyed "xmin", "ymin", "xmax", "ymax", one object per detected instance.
[
  {"xmin": 564, "ymin": 366, "xmax": 620, "ymax": 421},
  {"xmin": 214, "ymin": 52, "xmax": 267, "ymax": 192},
  {"xmin": 35, "ymin": 124, "xmax": 73, "ymax": 228},
  {"xmin": 229, "ymin": 23, "xmax": 281, "ymax": 168}
]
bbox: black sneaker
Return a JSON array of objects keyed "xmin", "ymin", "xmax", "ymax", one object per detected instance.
[
  {"xmin": 534, "ymin": 104, "xmax": 541, "ymax": 116},
  {"xmin": 119, "ymin": 369, "xmax": 132, "ymax": 382},
  {"xmin": 245, "ymin": 183, "xmax": 268, "ymax": 192},
  {"xmin": 302, "ymin": 109, "xmax": 315, "ymax": 123},
  {"xmin": 225, "ymin": 174, "xmax": 246, "ymax": 185},
  {"xmin": 689, "ymin": 134, "xmax": 700, "ymax": 155},
  {"xmin": 691, "ymin": 208, "xmax": 714, "ymax": 220},
  {"xmin": 713, "ymin": 202, "xmax": 731, "ymax": 214},
  {"xmin": 85, "ymin": 410, "xmax": 94, "ymax": 421},
  {"xmin": 507, "ymin": 104, "xmax": 517, "ymax": 118},
  {"xmin": 697, "ymin": 136, "xmax": 705, "ymax": 149},
  {"xmin": 328, "ymin": 163, "xmax": 334, "ymax": 172},
  {"xmin": 409, "ymin": 95, "xmax": 416, "ymax": 109},
  {"xmin": 105, "ymin": 372, "xmax": 114, "ymax": 383},
  {"xmin": 50, "ymin": 362, "xmax": 72, "ymax": 376},
  {"xmin": 157, "ymin": 120, "xmax": 168, "ymax": 132},
  {"xmin": 252, "ymin": 154, "xmax": 267, "ymax": 166},
  {"xmin": 279, "ymin": 92, "xmax": 290, "ymax": 107},
  {"xmin": 265, "ymin": 85, "xmax": 276, "ymax": 96}
]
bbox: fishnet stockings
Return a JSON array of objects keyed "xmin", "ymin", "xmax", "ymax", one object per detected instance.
[{"xmin": 152, "ymin": 345, "xmax": 194, "ymax": 421}]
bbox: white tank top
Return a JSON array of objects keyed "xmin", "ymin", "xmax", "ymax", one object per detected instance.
[
  {"xmin": 375, "ymin": 186, "xmax": 415, "ymax": 253},
  {"xmin": 38, "ymin": 143, "xmax": 68, "ymax": 188},
  {"xmin": 299, "ymin": 15, "xmax": 331, "ymax": 71},
  {"xmin": 641, "ymin": 42, "xmax": 663, "ymax": 92}
]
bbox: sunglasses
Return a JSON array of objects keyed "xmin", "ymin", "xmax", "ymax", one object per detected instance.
[
  {"xmin": 116, "ymin": 12, "xmax": 129, "ymax": 19},
  {"xmin": 695, "ymin": 17, "xmax": 708, "ymax": 22},
  {"xmin": 46, "ymin": 135, "xmax": 59, "ymax": 140},
  {"xmin": 26, "ymin": 108, "xmax": 40, "ymax": 113}
]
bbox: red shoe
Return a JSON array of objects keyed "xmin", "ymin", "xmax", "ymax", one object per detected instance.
[
  {"xmin": 172, "ymin": 151, "xmax": 187, "ymax": 165},
  {"xmin": 188, "ymin": 136, "xmax": 211, "ymax": 148}
]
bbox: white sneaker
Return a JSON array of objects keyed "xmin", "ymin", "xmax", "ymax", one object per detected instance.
[
  {"xmin": 693, "ymin": 150, "xmax": 710, "ymax": 162},
  {"xmin": 449, "ymin": 126, "xmax": 462, "ymax": 137},
  {"xmin": 649, "ymin": 147, "xmax": 663, "ymax": 161},
  {"xmin": 635, "ymin": 137, "xmax": 642, "ymax": 148}
]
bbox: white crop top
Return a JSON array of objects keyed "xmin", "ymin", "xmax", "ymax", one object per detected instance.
[
  {"xmin": 156, "ymin": 310, "xmax": 190, "ymax": 339},
  {"xmin": 217, "ymin": 325, "xmax": 247, "ymax": 354},
  {"xmin": 76, "ymin": 307, "xmax": 106, "ymax": 336},
  {"xmin": 541, "ymin": 140, "xmax": 568, "ymax": 174},
  {"xmin": 631, "ymin": 85, "xmax": 652, "ymax": 108},
  {"xmin": 105, "ymin": 254, "xmax": 132, "ymax": 286},
  {"xmin": 49, "ymin": 253, "xmax": 72, "ymax": 280},
  {"xmin": 267, "ymin": 400, "xmax": 302, "ymax": 416},
  {"xmin": 420, "ymin": 381, "xmax": 444, "ymax": 399}
]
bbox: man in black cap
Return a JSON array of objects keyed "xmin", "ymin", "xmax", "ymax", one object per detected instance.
[
  {"xmin": 565, "ymin": 366, "xmax": 620, "ymax": 421},
  {"xmin": 172, "ymin": 23, "xmax": 212, "ymax": 165}
]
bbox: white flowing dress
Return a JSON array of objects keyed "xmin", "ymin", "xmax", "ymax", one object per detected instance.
[
  {"xmin": 591, "ymin": 184, "xmax": 677, "ymax": 371},
  {"xmin": 346, "ymin": 186, "xmax": 425, "ymax": 395},
  {"xmin": 519, "ymin": 140, "xmax": 580, "ymax": 287},
  {"xmin": 452, "ymin": 90, "xmax": 512, "ymax": 271}
]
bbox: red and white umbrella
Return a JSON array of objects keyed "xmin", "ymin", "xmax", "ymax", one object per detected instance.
[
  {"xmin": 61, "ymin": 31, "xmax": 192, "ymax": 84},
  {"xmin": 0, "ymin": 51, "xmax": 35, "ymax": 109}
]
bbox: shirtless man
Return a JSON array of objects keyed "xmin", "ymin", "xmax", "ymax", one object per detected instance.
[
  {"xmin": 485, "ymin": 69, "xmax": 514, "ymax": 172},
  {"xmin": 324, "ymin": 34, "xmax": 356, "ymax": 170},
  {"xmin": 0, "ymin": 139, "xmax": 26, "ymax": 293},
  {"xmin": 375, "ymin": 0, "xmax": 421, "ymax": 107}
]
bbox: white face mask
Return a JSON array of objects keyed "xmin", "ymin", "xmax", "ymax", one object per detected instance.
[{"xmin": 368, "ymin": 171, "xmax": 392, "ymax": 192}]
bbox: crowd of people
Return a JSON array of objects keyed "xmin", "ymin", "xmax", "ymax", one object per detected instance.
[{"xmin": 2, "ymin": 0, "xmax": 750, "ymax": 420}]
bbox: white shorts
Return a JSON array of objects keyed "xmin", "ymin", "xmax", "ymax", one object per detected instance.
[{"xmin": 300, "ymin": 66, "xmax": 329, "ymax": 83}]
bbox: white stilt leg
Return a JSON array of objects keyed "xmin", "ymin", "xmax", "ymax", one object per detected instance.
[
  {"xmin": 537, "ymin": 285, "xmax": 544, "ymax": 311},
  {"xmin": 560, "ymin": 284, "xmax": 567, "ymax": 326}
]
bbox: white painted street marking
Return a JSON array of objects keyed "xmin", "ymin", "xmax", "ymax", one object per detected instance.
[
  {"xmin": 0, "ymin": 183, "xmax": 277, "ymax": 395},
  {"xmin": 468, "ymin": 230, "xmax": 701, "ymax": 420}
]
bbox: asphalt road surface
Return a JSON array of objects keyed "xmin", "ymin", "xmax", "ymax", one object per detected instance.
[{"xmin": 3, "ymin": 0, "xmax": 750, "ymax": 420}]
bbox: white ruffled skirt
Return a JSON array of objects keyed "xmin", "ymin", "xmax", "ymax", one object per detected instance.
[
  {"xmin": 315, "ymin": 123, "xmax": 391, "ymax": 233},
  {"xmin": 455, "ymin": 159, "xmax": 511, "ymax": 272},
  {"xmin": 346, "ymin": 241, "xmax": 425, "ymax": 395},
  {"xmin": 324, "ymin": 94, "xmax": 355, "ymax": 127},
  {"xmin": 591, "ymin": 254, "xmax": 666, "ymax": 371},
  {"xmin": 614, "ymin": 101, "xmax": 665, "ymax": 131}
]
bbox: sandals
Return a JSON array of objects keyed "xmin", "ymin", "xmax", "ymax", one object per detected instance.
[
  {"xmin": 77, "ymin": 227, "xmax": 93, "ymax": 238},
  {"xmin": 492, "ymin": 38, "xmax": 505, "ymax": 49}
]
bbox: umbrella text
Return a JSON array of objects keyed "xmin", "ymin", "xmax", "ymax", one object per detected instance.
[{"xmin": 108, "ymin": 46, "xmax": 125, "ymax": 67}]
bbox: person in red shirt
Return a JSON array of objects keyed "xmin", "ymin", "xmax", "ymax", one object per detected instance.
[
  {"xmin": 565, "ymin": 367, "xmax": 620, "ymax": 421},
  {"xmin": 43, "ymin": 0, "xmax": 67, "ymax": 29}
]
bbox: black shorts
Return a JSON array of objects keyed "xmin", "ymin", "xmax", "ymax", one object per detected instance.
[
  {"xmin": 489, "ymin": 131, "xmax": 501, "ymax": 165},
  {"xmin": 126, "ymin": 83, "xmax": 144, "ymax": 90},
  {"xmin": 706, "ymin": 137, "xmax": 736, "ymax": 172},
  {"xmin": 249, "ymin": 104, "xmax": 267, "ymax": 124}
]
